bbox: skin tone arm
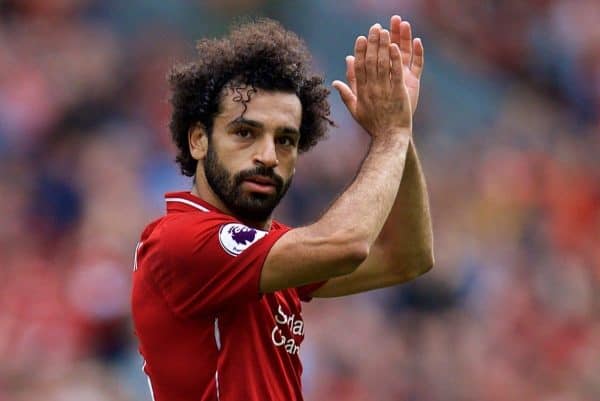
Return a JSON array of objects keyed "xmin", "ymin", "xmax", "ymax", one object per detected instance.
[
  {"xmin": 312, "ymin": 16, "xmax": 434, "ymax": 297},
  {"xmin": 260, "ymin": 23, "xmax": 414, "ymax": 293}
]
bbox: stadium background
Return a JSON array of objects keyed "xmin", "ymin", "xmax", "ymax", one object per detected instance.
[{"xmin": 1, "ymin": 0, "xmax": 599, "ymax": 400}]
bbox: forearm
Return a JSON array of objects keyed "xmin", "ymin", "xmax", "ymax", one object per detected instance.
[
  {"xmin": 379, "ymin": 139, "xmax": 434, "ymax": 276},
  {"xmin": 311, "ymin": 134, "xmax": 411, "ymax": 248},
  {"xmin": 260, "ymin": 134, "xmax": 411, "ymax": 293}
]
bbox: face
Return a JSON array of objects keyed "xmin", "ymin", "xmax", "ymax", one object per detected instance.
[{"xmin": 191, "ymin": 87, "xmax": 302, "ymax": 223}]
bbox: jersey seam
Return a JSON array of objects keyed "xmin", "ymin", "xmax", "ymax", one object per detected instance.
[{"xmin": 214, "ymin": 316, "xmax": 222, "ymax": 401}]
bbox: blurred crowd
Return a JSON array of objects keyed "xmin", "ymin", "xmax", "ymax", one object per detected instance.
[{"xmin": 0, "ymin": 1, "xmax": 598, "ymax": 400}]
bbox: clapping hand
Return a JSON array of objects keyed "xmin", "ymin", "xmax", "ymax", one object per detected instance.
[{"xmin": 333, "ymin": 15, "xmax": 424, "ymax": 139}]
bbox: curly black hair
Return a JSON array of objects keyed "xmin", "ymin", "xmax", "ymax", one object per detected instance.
[{"xmin": 168, "ymin": 18, "xmax": 333, "ymax": 177}]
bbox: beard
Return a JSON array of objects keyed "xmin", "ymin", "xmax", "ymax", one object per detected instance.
[{"xmin": 203, "ymin": 144, "xmax": 292, "ymax": 222}]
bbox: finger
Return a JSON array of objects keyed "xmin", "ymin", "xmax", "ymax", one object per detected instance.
[
  {"xmin": 332, "ymin": 80, "xmax": 357, "ymax": 111},
  {"xmin": 365, "ymin": 24, "xmax": 381, "ymax": 84},
  {"xmin": 390, "ymin": 43, "xmax": 405, "ymax": 92},
  {"xmin": 399, "ymin": 21, "xmax": 413, "ymax": 68},
  {"xmin": 377, "ymin": 29, "xmax": 391, "ymax": 81},
  {"xmin": 346, "ymin": 56, "xmax": 357, "ymax": 95},
  {"xmin": 411, "ymin": 38, "xmax": 424, "ymax": 78},
  {"xmin": 390, "ymin": 15, "xmax": 402, "ymax": 46},
  {"xmin": 354, "ymin": 36, "xmax": 367, "ymax": 90}
]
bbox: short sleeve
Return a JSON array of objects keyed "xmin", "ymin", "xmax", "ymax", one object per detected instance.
[
  {"xmin": 150, "ymin": 215, "xmax": 290, "ymax": 317},
  {"xmin": 296, "ymin": 281, "xmax": 327, "ymax": 302}
]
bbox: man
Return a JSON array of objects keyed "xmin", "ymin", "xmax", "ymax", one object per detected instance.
[{"xmin": 132, "ymin": 15, "xmax": 433, "ymax": 401}]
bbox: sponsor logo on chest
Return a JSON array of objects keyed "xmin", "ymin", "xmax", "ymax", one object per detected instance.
[{"xmin": 271, "ymin": 304, "xmax": 304, "ymax": 355}]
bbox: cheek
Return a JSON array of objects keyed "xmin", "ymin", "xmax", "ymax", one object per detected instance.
[
  {"xmin": 278, "ymin": 156, "xmax": 297, "ymax": 180},
  {"xmin": 216, "ymin": 147, "xmax": 247, "ymax": 173}
]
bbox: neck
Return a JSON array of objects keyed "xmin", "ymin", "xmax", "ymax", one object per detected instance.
[{"xmin": 191, "ymin": 172, "xmax": 272, "ymax": 231}]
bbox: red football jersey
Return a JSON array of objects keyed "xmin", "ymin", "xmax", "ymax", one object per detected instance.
[{"xmin": 131, "ymin": 191, "xmax": 323, "ymax": 401}]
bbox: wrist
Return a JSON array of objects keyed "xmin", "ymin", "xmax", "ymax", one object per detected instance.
[{"xmin": 371, "ymin": 130, "xmax": 411, "ymax": 151}]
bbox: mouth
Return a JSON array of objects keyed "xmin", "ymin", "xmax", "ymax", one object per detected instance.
[{"xmin": 242, "ymin": 176, "xmax": 277, "ymax": 194}]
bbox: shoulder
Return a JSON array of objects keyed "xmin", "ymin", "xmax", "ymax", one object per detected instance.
[
  {"xmin": 156, "ymin": 213, "xmax": 281, "ymax": 261},
  {"xmin": 157, "ymin": 212, "xmax": 235, "ymax": 253}
]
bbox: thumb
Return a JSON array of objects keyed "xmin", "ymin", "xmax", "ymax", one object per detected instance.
[{"xmin": 332, "ymin": 80, "xmax": 356, "ymax": 112}]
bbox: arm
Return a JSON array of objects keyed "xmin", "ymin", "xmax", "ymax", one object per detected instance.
[
  {"xmin": 311, "ymin": 139, "xmax": 433, "ymax": 297},
  {"xmin": 312, "ymin": 16, "xmax": 434, "ymax": 297},
  {"xmin": 260, "ymin": 23, "xmax": 414, "ymax": 293}
]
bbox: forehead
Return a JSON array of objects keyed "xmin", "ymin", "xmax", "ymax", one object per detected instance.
[{"xmin": 216, "ymin": 87, "xmax": 302, "ymax": 129}]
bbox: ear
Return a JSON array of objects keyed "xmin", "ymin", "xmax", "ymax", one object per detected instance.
[{"xmin": 188, "ymin": 123, "xmax": 209, "ymax": 161}]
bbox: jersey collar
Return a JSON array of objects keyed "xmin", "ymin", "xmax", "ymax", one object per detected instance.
[
  {"xmin": 164, "ymin": 192, "xmax": 219, "ymax": 214},
  {"xmin": 165, "ymin": 191, "xmax": 285, "ymax": 231}
]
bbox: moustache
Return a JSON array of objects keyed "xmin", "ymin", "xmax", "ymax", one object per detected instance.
[{"xmin": 234, "ymin": 167, "xmax": 285, "ymax": 191}]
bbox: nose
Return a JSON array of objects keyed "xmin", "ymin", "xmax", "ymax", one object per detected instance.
[{"xmin": 253, "ymin": 137, "xmax": 279, "ymax": 168}]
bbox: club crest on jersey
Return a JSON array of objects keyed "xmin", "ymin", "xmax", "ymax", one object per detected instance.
[{"xmin": 219, "ymin": 223, "xmax": 267, "ymax": 256}]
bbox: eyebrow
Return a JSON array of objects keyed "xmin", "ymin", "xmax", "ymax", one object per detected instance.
[
  {"xmin": 226, "ymin": 117, "xmax": 263, "ymax": 130},
  {"xmin": 226, "ymin": 117, "xmax": 300, "ymax": 137}
]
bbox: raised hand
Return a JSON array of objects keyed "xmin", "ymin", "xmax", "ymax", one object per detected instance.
[
  {"xmin": 333, "ymin": 15, "xmax": 424, "ymax": 128},
  {"xmin": 333, "ymin": 23, "xmax": 412, "ymax": 140}
]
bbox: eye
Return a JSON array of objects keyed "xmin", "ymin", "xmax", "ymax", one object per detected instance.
[
  {"xmin": 276, "ymin": 136, "xmax": 297, "ymax": 147},
  {"xmin": 235, "ymin": 128, "xmax": 253, "ymax": 139}
]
